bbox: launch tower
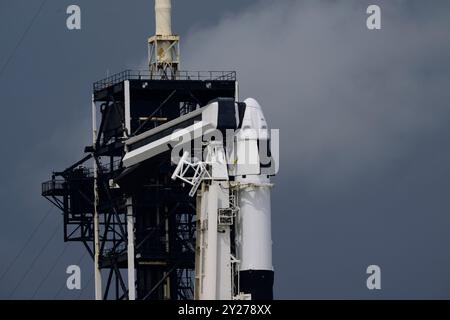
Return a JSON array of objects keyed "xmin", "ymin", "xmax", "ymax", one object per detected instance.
[{"xmin": 42, "ymin": 0, "xmax": 275, "ymax": 300}]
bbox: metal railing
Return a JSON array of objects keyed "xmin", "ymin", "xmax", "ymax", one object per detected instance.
[
  {"xmin": 93, "ymin": 70, "xmax": 236, "ymax": 92},
  {"xmin": 42, "ymin": 159, "xmax": 122, "ymax": 195},
  {"xmin": 42, "ymin": 180, "xmax": 65, "ymax": 195}
]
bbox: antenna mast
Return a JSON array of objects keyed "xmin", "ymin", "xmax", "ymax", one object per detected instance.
[{"xmin": 149, "ymin": 0, "xmax": 180, "ymax": 79}]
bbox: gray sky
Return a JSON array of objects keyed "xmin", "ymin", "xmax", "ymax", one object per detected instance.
[{"xmin": 1, "ymin": 0, "xmax": 450, "ymax": 299}]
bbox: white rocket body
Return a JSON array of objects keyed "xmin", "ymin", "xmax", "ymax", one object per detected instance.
[
  {"xmin": 234, "ymin": 98, "xmax": 274, "ymax": 299},
  {"xmin": 237, "ymin": 176, "xmax": 272, "ymax": 271}
]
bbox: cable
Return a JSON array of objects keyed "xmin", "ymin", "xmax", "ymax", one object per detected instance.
[
  {"xmin": 0, "ymin": 206, "xmax": 53, "ymax": 284},
  {"xmin": 0, "ymin": 0, "xmax": 47, "ymax": 78},
  {"xmin": 76, "ymin": 270, "xmax": 94, "ymax": 300},
  {"xmin": 31, "ymin": 242, "xmax": 69, "ymax": 300},
  {"xmin": 8, "ymin": 222, "xmax": 60, "ymax": 299}
]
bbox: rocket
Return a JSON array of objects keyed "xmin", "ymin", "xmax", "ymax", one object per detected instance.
[
  {"xmin": 234, "ymin": 98, "xmax": 274, "ymax": 300},
  {"xmin": 173, "ymin": 97, "xmax": 276, "ymax": 300}
]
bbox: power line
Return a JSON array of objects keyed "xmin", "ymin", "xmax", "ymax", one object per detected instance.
[
  {"xmin": 8, "ymin": 222, "xmax": 60, "ymax": 299},
  {"xmin": 31, "ymin": 242, "xmax": 69, "ymax": 299},
  {"xmin": 76, "ymin": 270, "xmax": 94, "ymax": 300},
  {"xmin": 0, "ymin": 0, "xmax": 47, "ymax": 78},
  {"xmin": 0, "ymin": 206, "xmax": 53, "ymax": 284}
]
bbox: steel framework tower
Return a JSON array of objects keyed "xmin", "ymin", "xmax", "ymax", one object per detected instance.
[
  {"xmin": 42, "ymin": 0, "xmax": 237, "ymax": 300},
  {"xmin": 42, "ymin": 72, "xmax": 237, "ymax": 300}
]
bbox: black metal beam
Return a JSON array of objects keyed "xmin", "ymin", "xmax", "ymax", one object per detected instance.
[
  {"xmin": 133, "ymin": 89, "xmax": 177, "ymax": 136},
  {"xmin": 142, "ymin": 263, "xmax": 178, "ymax": 300}
]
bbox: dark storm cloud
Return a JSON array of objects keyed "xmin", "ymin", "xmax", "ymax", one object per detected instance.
[
  {"xmin": 1, "ymin": 0, "xmax": 450, "ymax": 299},
  {"xmin": 182, "ymin": 0, "xmax": 450, "ymax": 298}
]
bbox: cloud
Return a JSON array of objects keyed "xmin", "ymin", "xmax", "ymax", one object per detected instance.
[
  {"xmin": 182, "ymin": 0, "xmax": 450, "ymax": 190},
  {"xmin": 182, "ymin": 0, "xmax": 450, "ymax": 298}
]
